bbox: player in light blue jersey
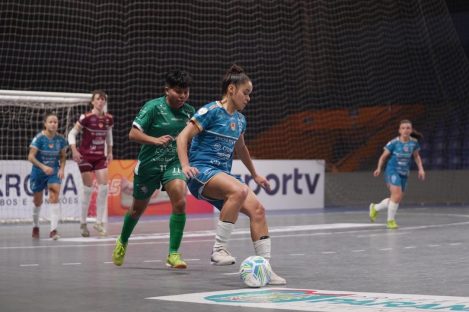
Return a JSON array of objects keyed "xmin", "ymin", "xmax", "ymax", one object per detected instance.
[
  {"xmin": 28, "ymin": 112, "xmax": 68, "ymax": 240},
  {"xmin": 369, "ymin": 120, "xmax": 425, "ymax": 229},
  {"xmin": 177, "ymin": 64, "xmax": 286, "ymax": 285}
]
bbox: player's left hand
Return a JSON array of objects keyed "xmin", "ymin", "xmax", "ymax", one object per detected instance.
[
  {"xmin": 254, "ymin": 175, "xmax": 271, "ymax": 192},
  {"xmin": 58, "ymin": 168, "xmax": 65, "ymax": 180},
  {"xmin": 107, "ymin": 152, "xmax": 113, "ymax": 162},
  {"xmin": 418, "ymin": 170, "xmax": 425, "ymax": 180}
]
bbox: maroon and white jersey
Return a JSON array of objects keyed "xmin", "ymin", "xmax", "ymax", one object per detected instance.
[{"xmin": 78, "ymin": 112, "xmax": 113, "ymax": 158}]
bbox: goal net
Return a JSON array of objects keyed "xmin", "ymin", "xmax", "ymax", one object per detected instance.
[
  {"xmin": 1, "ymin": 1, "xmax": 469, "ymax": 208},
  {"xmin": 0, "ymin": 90, "xmax": 90, "ymax": 223}
]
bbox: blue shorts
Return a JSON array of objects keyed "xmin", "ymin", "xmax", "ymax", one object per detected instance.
[
  {"xmin": 385, "ymin": 171, "xmax": 408, "ymax": 192},
  {"xmin": 187, "ymin": 166, "xmax": 243, "ymax": 210},
  {"xmin": 30, "ymin": 170, "xmax": 61, "ymax": 193}
]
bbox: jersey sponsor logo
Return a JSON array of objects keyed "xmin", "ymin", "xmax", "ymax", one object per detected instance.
[{"xmin": 403, "ymin": 145, "xmax": 409, "ymax": 152}]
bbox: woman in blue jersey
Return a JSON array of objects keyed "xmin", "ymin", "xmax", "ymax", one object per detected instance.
[
  {"xmin": 28, "ymin": 112, "xmax": 68, "ymax": 240},
  {"xmin": 177, "ymin": 64, "xmax": 286, "ymax": 285},
  {"xmin": 369, "ymin": 120, "xmax": 425, "ymax": 229}
]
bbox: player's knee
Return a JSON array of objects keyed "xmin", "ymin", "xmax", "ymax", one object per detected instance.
[
  {"xmin": 251, "ymin": 202, "xmax": 266, "ymax": 223},
  {"xmin": 172, "ymin": 197, "xmax": 186, "ymax": 214},
  {"xmin": 33, "ymin": 198, "xmax": 43, "ymax": 207},
  {"xmin": 230, "ymin": 184, "xmax": 249, "ymax": 203}
]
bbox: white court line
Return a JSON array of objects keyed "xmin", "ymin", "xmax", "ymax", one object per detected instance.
[
  {"xmin": 449, "ymin": 242, "xmax": 462, "ymax": 246},
  {"xmin": 143, "ymin": 260, "xmax": 162, "ymax": 263},
  {"xmin": 1, "ymin": 222, "xmax": 468, "ymax": 251},
  {"xmin": 404, "ymin": 246, "xmax": 417, "ymax": 249},
  {"xmin": 351, "ymin": 249, "xmax": 365, "ymax": 252},
  {"xmin": 379, "ymin": 248, "xmax": 392, "ymax": 251},
  {"xmin": 428, "ymin": 244, "xmax": 441, "ymax": 247},
  {"xmin": 289, "ymin": 253, "xmax": 305, "ymax": 256},
  {"xmin": 321, "ymin": 251, "xmax": 336, "ymax": 254},
  {"xmin": 20, "ymin": 264, "xmax": 39, "ymax": 267},
  {"xmin": 62, "ymin": 262, "xmax": 81, "ymax": 265},
  {"xmin": 185, "ymin": 259, "xmax": 200, "ymax": 261},
  {"xmin": 103, "ymin": 261, "xmax": 113, "ymax": 264}
]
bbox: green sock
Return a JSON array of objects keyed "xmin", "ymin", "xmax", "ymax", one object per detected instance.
[
  {"xmin": 169, "ymin": 213, "xmax": 186, "ymax": 253},
  {"xmin": 120, "ymin": 213, "xmax": 139, "ymax": 244}
]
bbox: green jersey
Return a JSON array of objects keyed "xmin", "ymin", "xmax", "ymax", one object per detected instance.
[{"xmin": 132, "ymin": 96, "xmax": 195, "ymax": 172}]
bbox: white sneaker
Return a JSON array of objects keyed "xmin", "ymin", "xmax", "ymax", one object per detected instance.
[
  {"xmin": 268, "ymin": 269, "xmax": 287, "ymax": 285},
  {"xmin": 211, "ymin": 248, "xmax": 236, "ymax": 265},
  {"xmin": 93, "ymin": 222, "xmax": 107, "ymax": 236}
]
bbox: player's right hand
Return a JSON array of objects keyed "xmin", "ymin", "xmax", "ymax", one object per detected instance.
[
  {"xmin": 72, "ymin": 151, "xmax": 82, "ymax": 163},
  {"xmin": 155, "ymin": 135, "xmax": 174, "ymax": 146},
  {"xmin": 42, "ymin": 165, "xmax": 54, "ymax": 176},
  {"xmin": 182, "ymin": 165, "xmax": 199, "ymax": 179},
  {"xmin": 373, "ymin": 169, "xmax": 381, "ymax": 177}
]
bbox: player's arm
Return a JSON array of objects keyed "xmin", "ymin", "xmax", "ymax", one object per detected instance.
[
  {"xmin": 235, "ymin": 133, "xmax": 270, "ymax": 191},
  {"xmin": 413, "ymin": 150, "xmax": 425, "ymax": 180},
  {"xmin": 68, "ymin": 122, "xmax": 82, "ymax": 163},
  {"xmin": 176, "ymin": 121, "xmax": 200, "ymax": 178},
  {"xmin": 106, "ymin": 127, "xmax": 113, "ymax": 161},
  {"xmin": 128, "ymin": 126, "xmax": 173, "ymax": 146},
  {"xmin": 373, "ymin": 148, "xmax": 391, "ymax": 177},
  {"xmin": 28, "ymin": 147, "xmax": 53, "ymax": 175},
  {"xmin": 58, "ymin": 147, "xmax": 67, "ymax": 179}
]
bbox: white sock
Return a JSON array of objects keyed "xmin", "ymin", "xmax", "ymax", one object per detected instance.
[
  {"xmin": 253, "ymin": 237, "xmax": 271, "ymax": 261},
  {"xmin": 213, "ymin": 220, "xmax": 234, "ymax": 251},
  {"xmin": 96, "ymin": 184, "xmax": 108, "ymax": 224},
  {"xmin": 375, "ymin": 198, "xmax": 389, "ymax": 211},
  {"xmin": 32, "ymin": 205, "xmax": 41, "ymax": 227},
  {"xmin": 387, "ymin": 201, "xmax": 399, "ymax": 221},
  {"xmin": 81, "ymin": 185, "xmax": 93, "ymax": 224},
  {"xmin": 50, "ymin": 203, "xmax": 60, "ymax": 231}
]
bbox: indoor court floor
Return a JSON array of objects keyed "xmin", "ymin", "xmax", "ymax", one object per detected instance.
[{"xmin": 1, "ymin": 206, "xmax": 469, "ymax": 312}]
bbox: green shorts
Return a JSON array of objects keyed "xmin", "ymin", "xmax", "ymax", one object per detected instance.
[{"xmin": 133, "ymin": 160, "xmax": 186, "ymax": 200}]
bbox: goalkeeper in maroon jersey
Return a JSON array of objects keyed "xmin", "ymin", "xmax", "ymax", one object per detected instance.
[{"xmin": 68, "ymin": 90, "xmax": 113, "ymax": 237}]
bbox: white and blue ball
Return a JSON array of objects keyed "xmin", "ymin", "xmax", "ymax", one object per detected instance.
[{"xmin": 239, "ymin": 256, "xmax": 272, "ymax": 287}]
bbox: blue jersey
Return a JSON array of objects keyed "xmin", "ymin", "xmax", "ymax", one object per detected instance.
[
  {"xmin": 384, "ymin": 137, "xmax": 420, "ymax": 176},
  {"xmin": 189, "ymin": 102, "xmax": 247, "ymax": 173},
  {"xmin": 30, "ymin": 131, "xmax": 68, "ymax": 174}
]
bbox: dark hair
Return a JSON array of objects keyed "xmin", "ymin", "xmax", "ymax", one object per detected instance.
[
  {"xmin": 90, "ymin": 89, "xmax": 107, "ymax": 107},
  {"xmin": 165, "ymin": 70, "xmax": 192, "ymax": 89},
  {"xmin": 43, "ymin": 111, "xmax": 58, "ymax": 129},
  {"xmin": 400, "ymin": 119, "xmax": 423, "ymax": 141},
  {"xmin": 221, "ymin": 64, "xmax": 251, "ymax": 95}
]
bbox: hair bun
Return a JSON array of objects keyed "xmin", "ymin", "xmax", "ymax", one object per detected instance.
[{"xmin": 228, "ymin": 64, "xmax": 244, "ymax": 74}]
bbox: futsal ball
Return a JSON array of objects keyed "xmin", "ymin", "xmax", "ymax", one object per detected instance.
[{"xmin": 239, "ymin": 256, "xmax": 272, "ymax": 287}]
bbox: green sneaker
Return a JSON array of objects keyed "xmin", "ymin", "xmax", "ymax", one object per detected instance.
[
  {"xmin": 369, "ymin": 203, "xmax": 378, "ymax": 222},
  {"xmin": 112, "ymin": 237, "xmax": 127, "ymax": 266},
  {"xmin": 387, "ymin": 220, "xmax": 399, "ymax": 229},
  {"xmin": 166, "ymin": 252, "xmax": 187, "ymax": 269}
]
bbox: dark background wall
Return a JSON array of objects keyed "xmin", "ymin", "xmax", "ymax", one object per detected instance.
[{"xmin": 1, "ymin": 1, "xmax": 468, "ymax": 170}]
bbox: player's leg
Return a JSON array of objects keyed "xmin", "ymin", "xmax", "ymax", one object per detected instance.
[
  {"xmin": 30, "ymin": 172, "xmax": 46, "ymax": 239},
  {"xmin": 387, "ymin": 182, "xmax": 403, "ymax": 229},
  {"xmin": 94, "ymin": 164, "xmax": 109, "ymax": 236},
  {"xmin": 112, "ymin": 172, "xmax": 158, "ymax": 266},
  {"xmin": 79, "ymin": 165, "xmax": 94, "ymax": 237},
  {"xmin": 164, "ymin": 177, "xmax": 188, "ymax": 269},
  {"xmin": 202, "ymin": 172, "xmax": 248, "ymax": 265},
  {"xmin": 48, "ymin": 183, "xmax": 61, "ymax": 240},
  {"xmin": 369, "ymin": 197, "xmax": 389, "ymax": 222},
  {"xmin": 240, "ymin": 190, "xmax": 286, "ymax": 285},
  {"xmin": 32, "ymin": 191, "xmax": 43, "ymax": 239}
]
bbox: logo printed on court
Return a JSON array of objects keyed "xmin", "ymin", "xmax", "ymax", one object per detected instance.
[{"xmin": 148, "ymin": 288, "xmax": 469, "ymax": 311}]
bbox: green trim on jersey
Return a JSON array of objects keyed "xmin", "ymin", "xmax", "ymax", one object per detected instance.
[{"xmin": 133, "ymin": 96, "xmax": 195, "ymax": 175}]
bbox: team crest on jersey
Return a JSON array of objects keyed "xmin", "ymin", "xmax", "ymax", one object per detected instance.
[
  {"xmin": 98, "ymin": 122, "xmax": 104, "ymax": 128},
  {"xmin": 403, "ymin": 145, "xmax": 409, "ymax": 152},
  {"xmin": 49, "ymin": 144, "xmax": 54, "ymax": 149},
  {"xmin": 230, "ymin": 122, "xmax": 236, "ymax": 131},
  {"xmin": 198, "ymin": 107, "xmax": 208, "ymax": 115}
]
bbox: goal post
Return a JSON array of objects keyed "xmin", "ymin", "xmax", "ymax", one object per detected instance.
[{"xmin": 0, "ymin": 90, "xmax": 91, "ymax": 223}]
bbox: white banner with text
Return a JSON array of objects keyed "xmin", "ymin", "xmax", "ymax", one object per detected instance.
[{"xmin": 231, "ymin": 159, "xmax": 324, "ymax": 210}]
